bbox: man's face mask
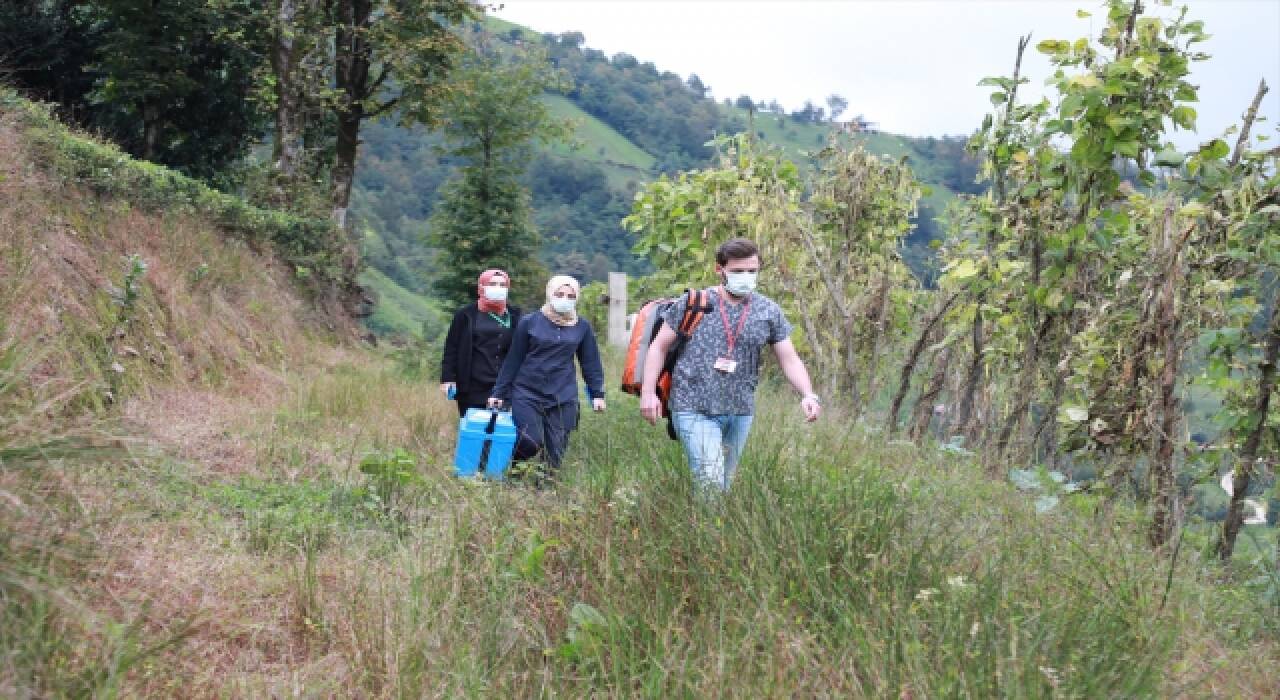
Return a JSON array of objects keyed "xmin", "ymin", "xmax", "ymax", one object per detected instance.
[
  {"xmin": 723, "ymin": 271, "xmax": 758, "ymax": 296},
  {"xmin": 483, "ymin": 284, "xmax": 509, "ymax": 302},
  {"xmin": 551, "ymin": 297, "xmax": 577, "ymax": 314}
]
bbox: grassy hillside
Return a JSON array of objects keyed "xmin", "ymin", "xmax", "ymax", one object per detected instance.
[
  {"xmin": 354, "ymin": 16, "xmax": 976, "ymax": 306},
  {"xmin": 543, "ymin": 95, "xmax": 656, "ymax": 171},
  {"xmin": 360, "ymin": 265, "xmax": 449, "ymax": 339},
  {"xmin": 3, "ymin": 92, "xmax": 1279, "ymax": 697}
]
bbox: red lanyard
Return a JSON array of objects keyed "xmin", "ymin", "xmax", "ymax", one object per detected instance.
[{"xmin": 718, "ymin": 295, "xmax": 751, "ymax": 356}]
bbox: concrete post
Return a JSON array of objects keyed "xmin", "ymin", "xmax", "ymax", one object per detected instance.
[{"xmin": 607, "ymin": 272, "xmax": 628, "ymax": 347}]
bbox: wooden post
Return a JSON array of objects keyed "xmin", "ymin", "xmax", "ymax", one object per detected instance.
[{"xmin": 607, "ymin": 272, "xmax": 628, "ymax": 348}]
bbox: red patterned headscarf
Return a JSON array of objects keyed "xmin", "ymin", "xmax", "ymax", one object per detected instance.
[{"xmin": 476, "ymin": 269, "xmax": 509, "ymax": 315}]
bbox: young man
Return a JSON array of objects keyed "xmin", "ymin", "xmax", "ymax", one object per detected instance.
[{"xmin": 639, "ymin": 238, "xmax": 821, "ymax": 490}]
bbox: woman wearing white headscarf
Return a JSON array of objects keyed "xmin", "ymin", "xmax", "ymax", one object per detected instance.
[{"xmin": 489, "ymin": 275, "xmax": 606, "ymax": 480}]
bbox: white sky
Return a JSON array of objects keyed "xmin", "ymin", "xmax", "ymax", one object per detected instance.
[{"xmin": 495, "ymin": 0, "xmax": 1280, "ymax": 149}]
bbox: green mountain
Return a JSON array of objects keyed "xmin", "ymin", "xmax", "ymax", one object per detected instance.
[{"xmin": 353, "ymin": 17, "xmax": 980, "ymax": 336}]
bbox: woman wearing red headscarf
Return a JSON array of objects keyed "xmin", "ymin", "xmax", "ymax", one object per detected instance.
[{"xmin": 440, "ymin": 269, "xmax": 522, "ymax": 417}]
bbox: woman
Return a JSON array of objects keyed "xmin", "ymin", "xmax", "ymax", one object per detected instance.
[
  {"xmin": 488, "ymin": 275, "xmax": 605, "ymax": 475},
  {"xmin": 440, "ymin": 269, "xmax": 522, "ymax": 417}
]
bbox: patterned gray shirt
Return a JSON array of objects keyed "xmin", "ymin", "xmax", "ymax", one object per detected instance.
[{"xmin": 661, "ymin": 287, "xmax": 792, "ymax": 416}]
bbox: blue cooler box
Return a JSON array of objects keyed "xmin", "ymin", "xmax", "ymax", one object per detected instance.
[{"xmin": 454, "ymin": 408, "xmax": 517, "ymax": 479}]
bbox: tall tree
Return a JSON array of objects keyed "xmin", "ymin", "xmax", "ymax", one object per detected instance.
[
  {"xmin": 328, "ymin": 0, "xmax": 477, "ymax": 227},
  {"xmin": 266, "ymin": 0, "xmax": 329, "ymax": 182},
  {"xmin": 0, "ymin": 0, "xmax": 102, "ymax": 121},
  {"xmin": 428, "ymin": 38, "xmax": 568, "ymax": 308},
  {"xmin": 87, "ymin": 0, "xmax": 266, "ymax": 178},
  {"xmin": 826, "ymin": 94, "xmax": 848, "ymax": 122}
]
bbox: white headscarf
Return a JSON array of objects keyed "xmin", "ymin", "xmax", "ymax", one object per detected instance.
[{"xmin": 541, "ymin": 274, "xmax": 580, "ymax": 327}]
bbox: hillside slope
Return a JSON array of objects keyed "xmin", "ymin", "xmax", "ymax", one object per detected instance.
[
  {"xmin": 353, "ymin": 17, "xmax": 979, "ymax": 333},
  {"xmin": 0, "ymin": 93, "xmax": 360, "ymax": 400}
]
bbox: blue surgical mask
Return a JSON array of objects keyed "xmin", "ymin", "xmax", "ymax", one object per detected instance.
[
  {"xmin": 724, "ymin": 271, "xmax": 758, "ymax": 296},
  {"xmin": 551, "ymin": 297, "xmax": 576, "ymax": 314},
  {"xmin": 483, "ymin": 285, "xmax": 509, "ymax": 302}
]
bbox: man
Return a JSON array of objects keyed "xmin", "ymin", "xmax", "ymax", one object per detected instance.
[{"xmin": 640, "ymin": 238, "xmax": 822, "ymax": 490}]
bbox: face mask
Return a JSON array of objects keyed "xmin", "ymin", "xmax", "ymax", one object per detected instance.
[
  {"xmin": 550, "ymin": 297, "xmax": 576, "ymax": 314},
  {"xmin": 483, "ymin": 285, "xmax": 508, "ymax": 302},
  {"xmin": 724, "ymin": 271, "xmax": 758, "ymax": 296}
]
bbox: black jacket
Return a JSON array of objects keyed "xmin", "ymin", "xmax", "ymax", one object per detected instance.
[{"xmin": 440, "ymin": 302, "xmax": 522, "ymax": 394}]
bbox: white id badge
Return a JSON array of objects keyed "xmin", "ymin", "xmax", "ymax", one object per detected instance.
[{"xmin": 713, "ymin": 357, "xmax": 738, "ymax": 373}]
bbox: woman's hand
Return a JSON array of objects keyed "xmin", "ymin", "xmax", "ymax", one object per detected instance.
[
  {"xmin": 592, "ymin": 398, "xmax": 606, "ymax": 412},
  {"xmin": 487, "ymin": 397, "xmax": 504, "ymax": 410},
  {"xmin": 440, "ymin": 382, "xmax": 456, "ymax": 398}
]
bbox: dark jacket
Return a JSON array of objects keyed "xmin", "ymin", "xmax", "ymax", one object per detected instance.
[
  {"xmin": 440, "ymin": 302, "xmax": 522, "ymax": 394},
  {"xmin": 491, "ymin": 312, "xmax": 605, "ymax": 409}
]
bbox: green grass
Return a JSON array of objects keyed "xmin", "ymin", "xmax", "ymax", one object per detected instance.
[
  {"xmin": 359, "ymin": 266, "xmax": 448, "ymax": 339},
  {"xmin": 541, "ymin": 94, "xmax": 656, "ymax": 190},
  {"xmin": 5, "ymin": 341, "xmax": 1279, "ymax": 695},
  {"xmin": 543, "ymin": 95, "xmax": 655, "ymax": 171}
]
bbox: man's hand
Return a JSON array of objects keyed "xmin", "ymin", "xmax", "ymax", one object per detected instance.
[
  {"xmin": 800, "ymin": 395, "xmax": 822, "ymax": 422},
  {"xmin": 487, "ymin": 397, "xmax": 504, "ymax": 410},
  {"xmin": 639, "ymin": 392, "xmax": 662, "ymax": 425},
  {"xmin": 440, "ymin": 382, "xmax": 455, "ymax": 398},
  {"xmin": 592, "ymin": 398, "xmax": 606, "ymax": 412}
]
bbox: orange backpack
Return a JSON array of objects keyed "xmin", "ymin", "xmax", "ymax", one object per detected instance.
[{"xmin": 621, "ymin": 289, "xmax": 713, "ymax": 432}]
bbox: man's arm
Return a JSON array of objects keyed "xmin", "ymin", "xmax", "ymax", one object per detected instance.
[
  {"xmin": 773, "ymin": 338, "xmax": 822, "ymax": 422},
  {"xmin": 639, "ymin": 324, "xmax": 677, "ymax": 425}
]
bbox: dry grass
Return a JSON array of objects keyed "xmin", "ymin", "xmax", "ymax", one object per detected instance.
[{"xmin": 0, "ymin": 107, "xmax": 347, "ymax": 400}]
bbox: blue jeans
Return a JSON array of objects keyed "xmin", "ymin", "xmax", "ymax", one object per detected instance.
[{"xmin": 671, "ymin": 412, "xmax": 754, "ymax": 491}]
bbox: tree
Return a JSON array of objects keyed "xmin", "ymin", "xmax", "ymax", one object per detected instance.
[
  {"xmin": 264, "ymin": 0, "xmax": 329, "ymax": 182},
  {"xmin": 686, "ymin": 73, "xmax": 707, "ymax": 97},
  {"xmin": 826, "ymin": 93, "xmax": 848, "ymax": 122},
  {"xmin": 85, "ymin": 0, "xmax": 267, "ymax": 177},
  {"xmin": 792, "ymin": 99, "xmax": 824, "ymax": 124},
  {"xmin": 0, "ymin": 0, "xmax": 102, "ymax": 121},
  {"xmin": 428, "ymin": 39, "xmax": 568, "ymax": 309},
  {"xmin": 625, "ymin": 133, "xmax": 920, "ymax": 400},
  {"xmin": 328, "ymin": 0, "xmax": 477, "ymax": 227}
]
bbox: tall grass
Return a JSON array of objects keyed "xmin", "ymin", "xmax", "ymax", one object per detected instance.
[
  {"xmin": 4, "ymin": 342, "xmax": 1276, "ymax": 696},
  {"xmin": 187, "ymin": 363, "xmax": 1268, "ymax": 697},
  {"xmin": 0, "ymin": 333, "xmax": 192, "ymax": 697}
]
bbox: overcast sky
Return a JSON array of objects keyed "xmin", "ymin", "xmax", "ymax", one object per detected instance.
[{"xmin": 495, "ymin": 1, "xmax": 1280, "ymax": 149}]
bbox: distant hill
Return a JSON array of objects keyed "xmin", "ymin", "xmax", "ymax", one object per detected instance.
[{"xmin": 353, "ymin": 16, "xmax": 980, "ymax": 336}]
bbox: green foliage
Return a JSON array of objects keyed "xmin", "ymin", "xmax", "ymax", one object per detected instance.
[
  {"xmin": 359, "ymin": 448, "xmax": 421, "ymax": 507},
  {"xmin": 351, "ymin": 17, "xmax": 978, "ymax": 310},
  {"xmin": 540, "ymin": 94, "xmax": 655, "ymax": 173},
  {"xmin": 88, "ymin": 0, "xmax": 267, "ymax": 177},
  {"xmin": 428, "ymin": 38, "xmax": 566, "ymax": 308},
  {"xmin": 109, "ymin": 254, "xmax": 148, "ymax": 327},
  {"xmin": 897, "ymin": 0, "xmax": 1280, "ymax": 552},
  {"xmin": 0, "ymin": 1, "xmax": 102, "ymax": 118},
  {"xmin": 2, "ymin": 89, "xmax": 351, "ymax": 287},
  {"xmin": 625, "ymin": 132, "xmax": 921, "ymax": 397},
  {"xmin": 211, "ymin": 475, "xmax": 410, "ymax": 553},
  {"xmin": 1, "ymin": 0, "xmax": 266, "ymax": 179}
]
